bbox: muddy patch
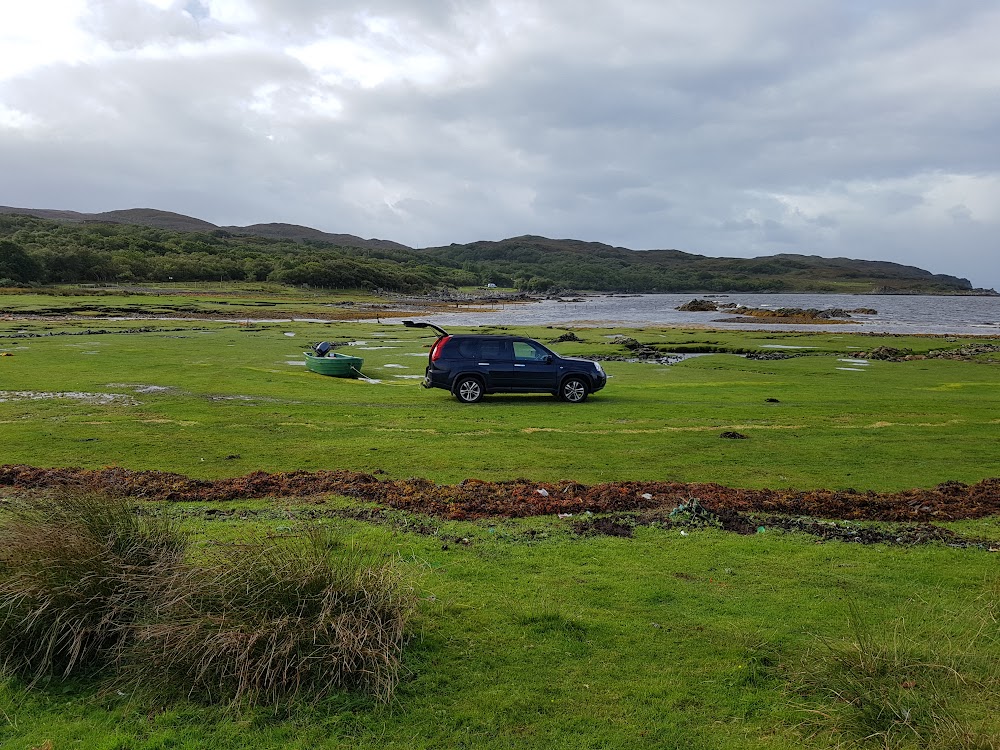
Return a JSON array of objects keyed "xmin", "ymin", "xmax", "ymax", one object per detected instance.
[{"xmin": 572, "ymin": 517, "xmax": 635, "ymax": 538}]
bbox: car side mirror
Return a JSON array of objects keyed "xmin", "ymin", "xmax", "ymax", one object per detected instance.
[{"xmin": 545, "ymin": 355, "xmax": 554, "ymax": 364}]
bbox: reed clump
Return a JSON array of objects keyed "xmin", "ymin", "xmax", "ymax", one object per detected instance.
[
  {"xmin": 0, "ymin": 495, "xmax": 414, "ymax": 705},
  {"xmin": 0, "ymin": 493, "xmax": 186, "ymax": 682},
  {"xmin": 129, "ymin": 529, "xmax": 414, "ymax": 705}
]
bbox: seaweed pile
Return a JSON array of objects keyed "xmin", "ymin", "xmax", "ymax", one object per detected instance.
[{"xmin": 1, "ymin": 465, "xmax": 997, "ymax": 524}]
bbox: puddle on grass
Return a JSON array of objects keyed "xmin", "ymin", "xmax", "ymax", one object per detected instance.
[
  {"xmin": 0, "ymin": 390, "xmax": 140, "ymax": 405},
  {"xmin": 393, "ymin": 375, "xmax": 424, "ymax": 379},
  {"xmin": 107, "ymin": 383, "xmax": 175, "ymax": 394},
  {"xmin": 354, "ymin": 346, "xmax": 399, "ymax": 350},
  {"xmin": 836, "ymin": 367, "xmax": 866, "ymax": 372},
  {"xmin": 760, "ymin": 344, "xmax": 819, "ymax": 349},
  {"xmin": 285, "ymin": 360, "xmax": 307, "ymax": 366},
  {"xmin": 838, "ymin": 359, "xmax": 870, "ymax": 365},
  {"xmin": 383, "ymin": 364, "xmax": 408, "ymax": 369}
]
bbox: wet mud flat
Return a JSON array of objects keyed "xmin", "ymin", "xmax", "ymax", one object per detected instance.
[{"xmin": 2, "ymin": 466, "xmax": 997, "ymax": 546}]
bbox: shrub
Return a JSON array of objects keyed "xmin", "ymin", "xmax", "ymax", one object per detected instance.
[
  {"xmin": 0, "ymin": 493, "xmax": 188, "ymax": 682},
  {"xmin": 127, "ymin": 528, "xmax": 415, "ymax": 706}
]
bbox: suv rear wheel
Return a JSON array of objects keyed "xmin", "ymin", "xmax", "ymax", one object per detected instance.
[
  {"xmin": 455, "ymin": 376, "xmax": 485, "ymax": 403},
  {"xmin": 559, "ymin": 377, "xmax": 589, "ymax": 403}
]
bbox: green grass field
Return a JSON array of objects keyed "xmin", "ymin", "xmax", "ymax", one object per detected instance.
[
  {"xmin": 1, "ymin": 307, "xmax": 999, "ymax": 749},
  {"xmin": 0, "ymin": 319, "xmax": 996, "ymax": 489}
]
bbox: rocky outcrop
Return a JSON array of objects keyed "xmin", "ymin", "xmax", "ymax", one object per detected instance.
[{"xmin": 676, "ymin": 299, "xmax": 719, "ymax": 312}]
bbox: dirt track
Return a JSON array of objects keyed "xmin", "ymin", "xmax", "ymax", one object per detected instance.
[{"xmin": 1, "ymin": 465, "xmax": 998, "ymax": 523}]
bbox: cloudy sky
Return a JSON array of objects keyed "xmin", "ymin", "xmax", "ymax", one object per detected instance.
[{"xmin": 2, "ymin": 0, "xmax": 999, "ymax": 289}]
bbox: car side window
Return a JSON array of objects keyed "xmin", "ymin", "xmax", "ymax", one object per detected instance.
[
  {"xmin": 478, "ymin": 340, "xmax": 509, "ymax": 360},
  {"xmin": 457, "ymin": 340, "xmax": 481, "ymax": 359},
  {"xmin": 513, "ymin": 341, "xmax": 548, "ymax": 361}
]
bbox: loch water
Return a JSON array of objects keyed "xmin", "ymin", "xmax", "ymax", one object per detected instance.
[{"xmin": 412, "ymin": 294, "xmax": 1000, "ymax": 336}]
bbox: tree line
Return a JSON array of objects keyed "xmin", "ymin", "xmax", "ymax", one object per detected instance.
[{"xmin": 0, "ymin": 214, "xmax": 972, "ymax": 294}]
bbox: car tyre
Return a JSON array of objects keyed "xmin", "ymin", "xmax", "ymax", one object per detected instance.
[
  {"xmin": 560, "ymin": 377, "xmax": 589, "ymax": 403},
  {"xmin": 455, "ymin": 376, "xmax": 485, "ymax": 403}
]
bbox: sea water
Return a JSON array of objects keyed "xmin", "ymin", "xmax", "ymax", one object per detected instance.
[{"xmin": 409, "ymin": 294, "xmax": 1000, "ymax": 336}]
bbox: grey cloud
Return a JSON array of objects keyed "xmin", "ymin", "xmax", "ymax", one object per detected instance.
[
  {"xmin": 82, "ymin": 0, "xmax": 210, "ymax": 49},
  {"xmin": 1, "ymin": 0, "xmax": 999, "ymax": 288}
]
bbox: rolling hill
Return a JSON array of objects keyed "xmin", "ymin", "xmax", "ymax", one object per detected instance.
[{"xmin": 0, "ymin": 206, "xmax": 990, "ymax": 294}]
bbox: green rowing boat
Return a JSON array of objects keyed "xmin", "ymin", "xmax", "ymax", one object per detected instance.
[{"xmin": 303, "ymin": 351, "xmax": 364, "ymax": 377}]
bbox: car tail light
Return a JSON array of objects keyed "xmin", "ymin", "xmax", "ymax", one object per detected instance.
[{"xmin": 430, "ymin": 335, "xmax": 451, "ymax": 361}]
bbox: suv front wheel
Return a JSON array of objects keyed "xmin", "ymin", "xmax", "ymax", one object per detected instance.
[
  {"xmin": 455, "ymin": 376, "xmax": 485, "ymax": 403},
  {"xmin": 559, "ymin": 377, "xmax": 589, "ymax": 403}
]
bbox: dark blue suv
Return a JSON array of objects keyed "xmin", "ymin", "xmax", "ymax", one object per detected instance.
[{"xmin": 403, "ymin": 321, "xmax": 607, "ymax": 403}]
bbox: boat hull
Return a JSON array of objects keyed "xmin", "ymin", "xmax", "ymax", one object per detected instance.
[{"xmin": 304, "ymin": 352, "xmax": 364, "ymax": 377}]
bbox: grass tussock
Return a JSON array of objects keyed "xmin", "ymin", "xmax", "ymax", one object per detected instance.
[
  {"xmin": 0, "ymin": 496, "xmax": 414, "ymax": 706},
  {"xmin": 791, "ymin": 598, "xmax": 1000, "ymax": 749},
  {"xmin": 0, "ymin": 493, "xmax": 187, "ymax": 683},
  {"xmin": 128, "ymin": 529, "xmax": 414, "ymax": 705}
]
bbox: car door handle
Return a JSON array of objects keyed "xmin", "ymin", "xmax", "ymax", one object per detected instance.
[
  {"xmin": 514, "ymin": 364, "xmax": 526, "ymax": 367},
  {"xmin": 478, "ymin": 362, "xmax": 490, "ymax": 365}
]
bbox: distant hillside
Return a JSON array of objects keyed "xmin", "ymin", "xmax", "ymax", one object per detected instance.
[
  {"xmin": 0, "ymin": 206, "xmax": 405, "ymax": 252},
  {"xmin": 417, "ymin": 236, "xmax": 979, "ymax": 294},
  {"xmin": 223, "ymin": 222, "xmax": 410, "ymax": 252},
  {"xmin": 0, "ymin": 206, "xmax": 990, "ymax": 294}
]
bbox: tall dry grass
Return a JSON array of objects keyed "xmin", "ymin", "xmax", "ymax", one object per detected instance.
[
  {"xmin": 0, "ymin": 493, "xmax": 187, "ymax": 682},
  {"xmin": 128, "ymin": 528, "xmax": 414, "ymax": 705},
  {"xmin": 0, "ymin": 496, "xmax": 415, "ymax": 705}
]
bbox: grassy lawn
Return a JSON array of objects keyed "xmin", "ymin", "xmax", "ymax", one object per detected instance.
[{"xmin": 1, "ymin": 308, "xmax": 998, "ymax": 749}]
